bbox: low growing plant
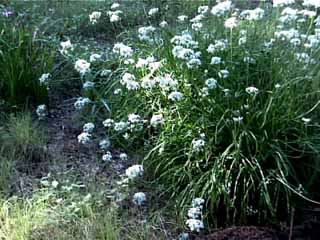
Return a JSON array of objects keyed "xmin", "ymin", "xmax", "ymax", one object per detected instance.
[{"xmin": 71, "ymin": 1, "xmax": 320, "ymax": 227}]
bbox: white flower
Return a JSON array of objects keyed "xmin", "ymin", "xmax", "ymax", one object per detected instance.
[
  {"xmin": 303, "ymin": 0, "xmax": 320, "ymax": 8},
  {"xmin": 125, "ymin": 165, "xmax": 144, "ymax": 179},
  {"xmin": 245, "ymin": 86, "xmax": 259, "ymax": 96},
  {"xmin": 200, "ymin": 87, "xmax": 209, "ymax": 97},
  {"xmin": 100, "ymin": 69, "xmax": 112, "ymax": 76},
  {"xmin": 205, "ymin": 78, "xmax": 218, "ymax": 89},
  {"xmin": 207, "ymin": 39, "xmax": 228, "ymax": 53},
  {"xmin": 233, "ymin": 116, "xmax": 243, "ymax": 123},
  {"xmin": 133, "ymin": 192, "xmax": 146, "ymax": 205},
  {"xmin": 114, "ymin": 88, "xmax": 122, "ymax": 95},
  {"xmin": 119, "ymin": 153, "xmax": 128, "ymax": 161},
  {"xmin": 103, "ymin": 119, "xmax": 114, "ymax": 128},
  {"xmin": 224, "ymin": 17, "xmax": 238, "ymax": 29},
  {"xmin": 128, "ymin": 113, "xmax": 142, "ymax": 124},
  {"xmin": 186, "ymin": 219, "xmax": 204, "ymax": 232},
  {"xmin": 124, "ymin": 58, "xmax": 135, "ymax": 65},
  {"xmin": 110, "ymin": 3, "xmax": 120, "ymax": 9},
  {"xmin": 243, "ymin": 57, "xmax": 256, "ymax": 64},
  {"xmin": 60, "ymin": 40, "xmax": 73, "ymax": 54},
  {"xmin": 240, "ymin": 8, "xmax": 264, "ymax": 21},
  {"xmin": 89, "ymin": 53, "xmax": 102, "ymax": 62},
  {"xmin": 168, "ymin": 91, "xmax": 184, "ymax": 101},
  {"xmin": 110, "ymin": 13, "xmax": 121, "ymax": 22},
  {"xmin": 148, "ymin": 8, "xmax": 159, "ymax": 16},
  {"xmin": 138, "ymin": 26, "xmax": 156, "ymax": 42},
  {"xmin": 218, "ymin": 69, "xmax": 229, "ymax": 79},
  {"xmin": 75, "ymin": 59, "xmax": 91, "ymax": 75},
  {"xmin": 159, "ymin": 21, "xmax": 168, "ymax": 27},
  {"xmin": 177, "ymin": 15, "xmax": 188, "ymax": 22},
  {"xmin": 83, "ymin": 122, "xmax": 95, "ymax": 133},
  {"xmin": 211, "ymin": 0, "xmax": 232, "ymax": 16},
  {"xmin": 78, "ymin": 132, "xmax": 91, "ymax": 144},
  {"xmin": 192, "ymin": 22, "xmax": 203, "ymax": 31},
  {"xmin": 150, "ymin": 114, "xmax": 164, "ymax": 127},
  {"xmin": 102, "ymin": 151, "xmax": 113, "ymax": 162},
  {"xmin": 198, "ymin": 6, "xmax": 209, "ymax": 14},
  {"xmin": 192, "ymin": 198, "xmax": 205, "ymax": 208},
  {"xmin": 83, "ymin": 81, "xmax": 95, "ymax": 90},
  {"xmin": 187, "ymin": 58, "xmax": 201, "ymax": 69},
  {"xmin": 99, "ymin": 138, "xmax": 111, "ymax": 150},
  {"xmin": 210, "ymin": 56, "xmax": 222, "ymax": 65},
  {"xmin": 155, "ymin": 74, "xmax": 178, "ymax": 91},
  {"xmin": 121, "ymin": 73, "xmax": 140, "ymax": 90},
  {"xmin": 74, "ymin": 97, "xmax": 91, "ymax": 110},
  {"xmin": 51, "ymin": 180, "xmax": 59, "ymax": 188},
  {"xmin": 239, "ymin": 36, "xmax": 247, "ymax": 46},
  {"xmin": 273, "ymin": 0, "xmax": 295, "ymax": 7},
  {"xmin": 114, "ymin": 121, "xmax": 128, "ymax": 132},
  {"xmin": 275, "ymin": 83, "xmax": 281, "ymax": 89},
  {"xmin": 113, "ymin": 43, "xmax": 133, "ymax": 58},
  {"xmin": 36, "ymin": 104, "xmax": 47, "ymax": 120},
  {"xmin": 192, "ymin": 139, "xmax": 205, "ymax": 152},
  {"xmin": 188, "ymin": 207, "xmax": 202, "ymax": 219},
  {"xmin": 89, "ymin": 11, "xmax": 101, "ymax": 24},
  {"xmin": 39, "ymin": 73, "xmax": 51, "ymax": 86},
  {"xmin": 302, "ymin": 117, "xmax": 311, "ymax": 123}
]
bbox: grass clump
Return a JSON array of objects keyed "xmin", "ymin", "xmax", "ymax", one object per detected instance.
[
  {"xmin": 0, "ymin": 6, "xmax": 55, "ymax": 107},
  {"xmin": 0, "ymin": 112, "xmax": 47, "ymax": 168},
  {"xmin": 70, "ymin": 1, "xmax": 320, "ymax": 227}
]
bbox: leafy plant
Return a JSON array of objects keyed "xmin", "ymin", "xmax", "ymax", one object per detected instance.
[
  {"xmin": 89, "ymin": 1, "xmax": 320, "ymax": 227},
  {"xmin": 0, "ymin": 14, "xmax": 55, "ymax": 106}
]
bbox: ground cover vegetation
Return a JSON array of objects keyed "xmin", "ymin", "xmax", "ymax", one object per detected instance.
[{"xmin": 1, "ymin": 0, "xmax": 320, "ymax": 239}]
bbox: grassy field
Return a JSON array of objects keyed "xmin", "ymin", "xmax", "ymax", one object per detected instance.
[{"xmin": 1, "ymin": 0, "xmax": 320, "ymax": 239}]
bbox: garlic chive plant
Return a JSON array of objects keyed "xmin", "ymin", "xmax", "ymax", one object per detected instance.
[{"xmin": 63, "ymin": 0, "xmax": 320, "ymax": 228}]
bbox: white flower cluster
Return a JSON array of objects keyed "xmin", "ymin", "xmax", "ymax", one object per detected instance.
[
  {"xmin": 36, "ymin": 104, "xmax": 48, "ymax": 120},
  {"xmin": 74, "ymin": 59, "xmax": 91, "ymax": 76},
  {"xmin": 211, "ymin": 0, "xmax": 232, "ymax": 16},
  {"xmin": 83, "ymin": 81, "xmax": 95, "ymax": 90},
  {"xmin": 107, "ymin": 8, "xmax": 122, "ymax": 23},
  {"xmin": 121, "ymin": 73, "xmax": 140, "ymax": 90},
  {"xmin": 89, "ymin": 11, "xmax": 101, "ymax": 24},
  {"xmin": 273, "ymin": 0, "xmax": 295, "ymax": 7},
  {"xmin": 150, "ymin": 114, "xmax": 164, "ymax": 128},
  {"xmin": 74, "ymin": 97, "xmax": 91, "ymax": 110},
  {"xmin": 148, "ymin": 7, "xmax": 159, "ymax": 16},
  {"xmin": 224, "ymin": 17, "xmax": 238, "ymax": 29},
  {"xmin": 102, "ymin": 151, "xmax": 112, "ymax": 162},
  {"xmin": 245, "ymin": 86, "xmax": 259, "ymax": 96},
  {"xmin": 39, "ymin": 73, "xmax": 51, "ymax": 89},
  {"xmin": 138, "ymin": 26, "xmax": 156, "ymax": 42},
  {"xmin": 303, "ymin": 0, "xmax": 320, "ymax": 8},
  {"xmin": 83, "ymin": 122, "xmax": 95, "ymax": 133},
  {"xmin": 171, "ymin": 33, "xmax": 201, "ymax": 69},
  {"xmin": 240, "ymin": 8, "xmax": 265, "ymax": 21},
  {"xmin": 192, "ymin": 137, "xmax": 205, "ymax": 152},
  {"xmin": 168, "ymin": 91, "xmax": 184, "ymax": 101},
  {"xmin": 207, "ymin": 39, "xmax": 228, "ymax": 54},
  {"xmin": 113, "ymin": 43, "xmax": 133, "ymax": 58},
  {"xmin": 78, "ymin": 132, "xmax": 91, "ymax": 144},
  {"xmin": 99, "ymin": 138, "xmax": 111, "ymax": 150},
  {"xmin": 186, "ymin": 198, "xmax": 205, "ymax": 232},
  {"xmin": 177, "ymin": 15, "xmax": 188, "ymax": 23},
  {"xmin": 125, "ymin": 165, "xmax": 144, "ymax": 179},
  {"xmin": 132, "ymin": 192, "xmax": 146, "ymax": 205},
  {"xmin": 78, "ymin": 122, "xmax": 95, "ymax": 145},
  {"xmin": 60, "ymin": 40, "xmax": 73, "ymax": 55},
  {"xmin": 135, "ymin": 56, "xmax": 156, "ymax": 69},
  {"xmin": 89, "ymin": 53, "xmax": 102, "ymax": 62}
]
